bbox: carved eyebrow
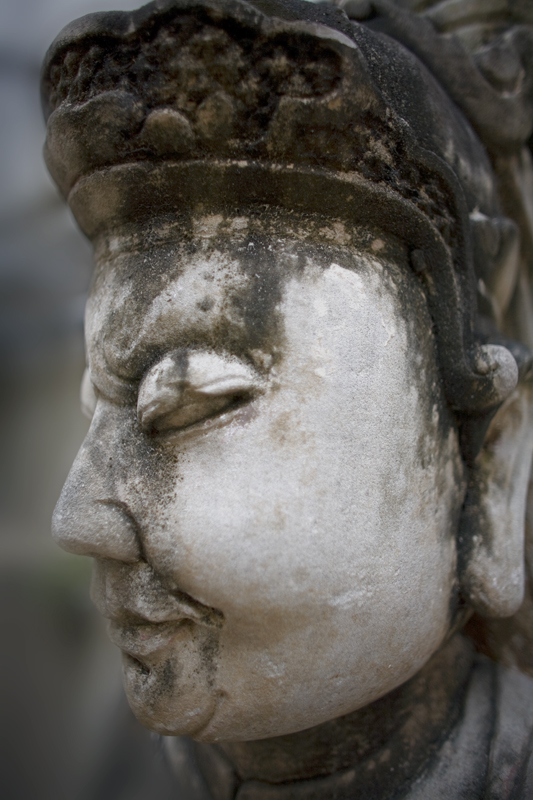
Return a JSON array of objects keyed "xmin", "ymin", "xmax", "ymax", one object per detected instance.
[{"xmin": 95, "ymin": 296, "xmax": 253, "ymax": 389}]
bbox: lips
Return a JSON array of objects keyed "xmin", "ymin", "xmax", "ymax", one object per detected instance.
[
  {"xmin": 108, "ymin": 618, "xmax": 185, "ymax": 663},
  {"xmin": 104, "ymin": 601, "xmax": 222, "ymax": 667},
  {"xmin": 104, "ymin": 579, "xmax": 223, "ymax": 675},
  {"xmin": 104, "ymin": 588, "xmax": 223, "ymax": 628},
  {"xmin": 98, "ymin": 560, "xmax": 224, "ymax": 738},
  {"xmin": 91, "ymin": 558, "xmax": 224, "ymax": 638}
]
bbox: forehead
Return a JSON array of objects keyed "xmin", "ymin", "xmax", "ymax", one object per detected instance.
[{"xmin": 86, "ymin": 212, "xmax": 409, "ymax": 388}]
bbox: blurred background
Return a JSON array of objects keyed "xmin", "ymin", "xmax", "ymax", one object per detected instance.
[{"xmin": 0, "ymin": 1, "xmax": 177, "ymax": 797}]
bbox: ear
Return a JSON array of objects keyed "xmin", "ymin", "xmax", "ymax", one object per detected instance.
[{"xmin": 459, "ymin": 382, "xmax": 533, "ymax": 618}]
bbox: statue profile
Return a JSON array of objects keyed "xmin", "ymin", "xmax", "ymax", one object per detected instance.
[{"xmin": 41, "ymin": 0, "xmax": 533, "ymax": 796}]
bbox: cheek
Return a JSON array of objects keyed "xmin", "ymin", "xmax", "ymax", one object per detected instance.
[
  {"xmin": 152, "ymin": 405, "xmax": 459, "ymax": 740},
  {"xmin": 136, "ymin": 265, "xmax": 463, "ymax": 678},
  {"xmin": 139, "ymin": 382, "xmax": 459, "ymax": 639},
  {"xmin": 125, "ymin": 268, "xmax": 464, "ymax": 737}
]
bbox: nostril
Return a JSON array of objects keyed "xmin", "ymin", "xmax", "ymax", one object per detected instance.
[{"xmin": 52, "ymin": 490, "xmax": 141, "ymax": 562}]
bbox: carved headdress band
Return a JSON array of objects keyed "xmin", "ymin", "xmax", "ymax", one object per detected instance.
[{"xmin": 41, "ymin": 0, "xmax": 529, "ymax": 456}]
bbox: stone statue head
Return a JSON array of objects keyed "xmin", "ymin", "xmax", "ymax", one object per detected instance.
[{"xmin": 42, "ymin": 0, "xmax": 533, "ymax": 743}]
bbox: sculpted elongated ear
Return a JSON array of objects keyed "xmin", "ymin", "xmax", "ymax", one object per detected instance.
[{"xmin": 459, "ymin": 381, "xmax": 533, "ymax": 618}]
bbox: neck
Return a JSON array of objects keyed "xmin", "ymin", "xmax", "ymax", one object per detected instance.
[{"xmin": 192, "ymin": 634, "xmax": 474, "ymax": 796}]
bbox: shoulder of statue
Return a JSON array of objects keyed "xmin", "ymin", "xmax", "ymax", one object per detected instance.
[{"xmin": 405, "ymin": 655, "xmax": 533, "ymax": 800}]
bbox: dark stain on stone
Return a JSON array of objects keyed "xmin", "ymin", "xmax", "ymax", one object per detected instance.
[{"xmin": 198, "ymin": 296, "xmax": 215, "ymax": 312}]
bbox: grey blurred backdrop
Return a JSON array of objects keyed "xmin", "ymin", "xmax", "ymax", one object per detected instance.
[{"xmin": 0, "ymin": 1, "xmax": 177, "ymax": 798}]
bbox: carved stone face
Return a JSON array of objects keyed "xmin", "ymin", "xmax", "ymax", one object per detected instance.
[{"xmin": 53, "ymin": 212, "xmax": 465, "ymax": 742}]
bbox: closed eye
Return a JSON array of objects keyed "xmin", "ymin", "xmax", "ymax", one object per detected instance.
[
  {"xmin": 146, "ymin": 391, "xmax": 251, "ymax": 433},
  {"xmin": 137, "ymin": 350, "xmax": 264, "ymax": 435}
]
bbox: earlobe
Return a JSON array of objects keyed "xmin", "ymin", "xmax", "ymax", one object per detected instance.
[{"xmin": 459, "ymin": 382, "xmax": 533, "ymax": 618}]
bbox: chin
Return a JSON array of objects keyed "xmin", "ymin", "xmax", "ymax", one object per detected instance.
[{"xmin": 121, "ymin": 647, "xmax": 221, "ymax": 738}]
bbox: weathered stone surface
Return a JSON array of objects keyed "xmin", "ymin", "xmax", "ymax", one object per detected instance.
[{"xmin": 41, "ymin": 0, "xmax": 533, "ymax": 797}]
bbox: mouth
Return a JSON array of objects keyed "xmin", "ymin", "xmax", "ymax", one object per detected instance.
[
  {"xmin": 105, "ymin": 596, "xmax": 223, "ymax": 675},
  {"xmin": 104, "ymin": 579, "xmax": 224, "ymax": 673},
  {"xmin": 92, "ymin": 558, "xmax": 224, "ymax": 631},
  {"xmin": 107, "ymin": 619, "xmax": 189, "ymax": 673},
  {"xmin": 91, "ymin": 555, "xmax": 224, "ymax": 682}
]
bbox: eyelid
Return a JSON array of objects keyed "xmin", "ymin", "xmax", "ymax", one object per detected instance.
[
  {"xmin": 187, "ymin": 350, "xmax": 260, "ymax": 396},
  {"xmin": 80, "ymin": 368, "xmax": 97, "ymax": 420},
  {"xmin": 137, "ymin": 350, "xmax": 263, "ymax": 431}
]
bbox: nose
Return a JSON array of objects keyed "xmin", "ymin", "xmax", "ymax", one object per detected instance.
[{"xmin": 52, "ymin": 410, "xmax": 140, "ymax": 563}]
